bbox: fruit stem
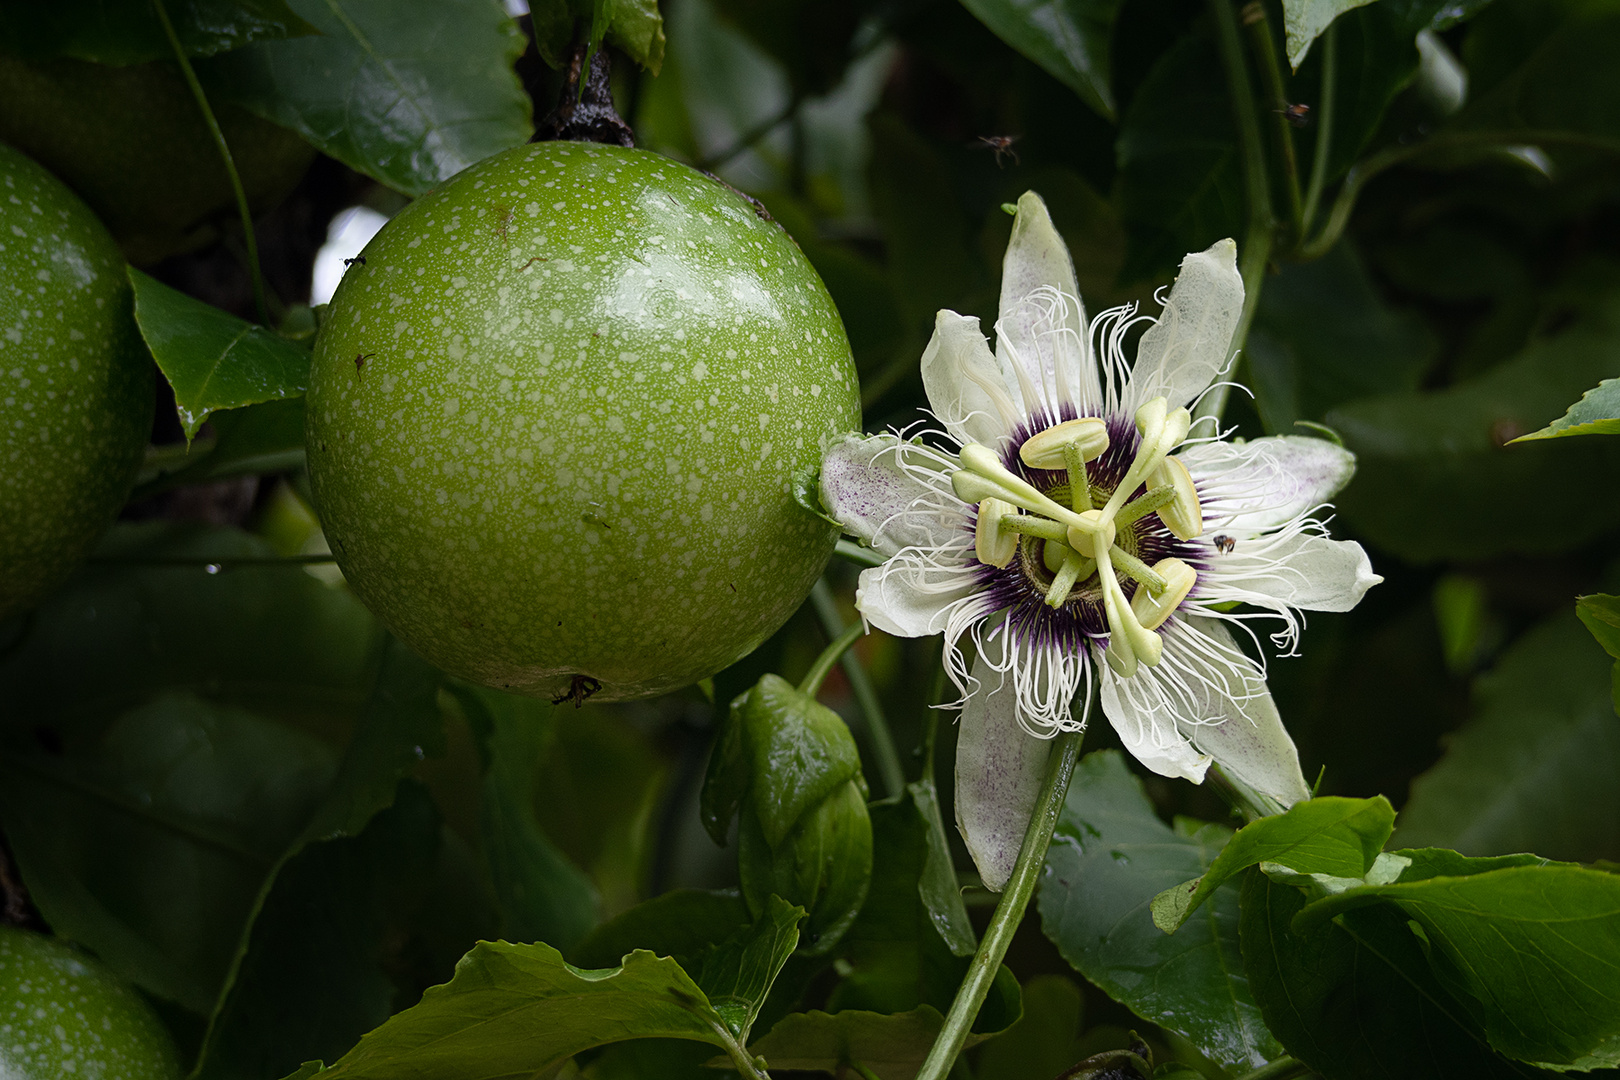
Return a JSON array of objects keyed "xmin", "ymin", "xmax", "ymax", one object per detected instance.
[
  {"xmin": 913, "ymin": 726, "xmax": 1083, "ymax": 1080},
  {"xmin": 810, "ymin": 579, "xmax": 906, "ymax": 799},
  {"xmin": 150, "ymin": 0, "xmax": 271, "ymax": 326},
  {"xmin": 534, "ymin": 41, "xmax": 635, "ymax": 146},
  {"xmin": 798, "ymin": 619, "xmax": 863, "ymax": 699}
]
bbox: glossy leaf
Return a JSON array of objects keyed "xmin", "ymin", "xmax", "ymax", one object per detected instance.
[
  {"xmin": 1397, "ymin": 611, "xmax": 1620, "ymax": 864},
  {"xmin": 958, "ymin": 0, "xmax": 1124, "ymax": 119},
  {"xmin": 1294, "ymin": 862, "xmax": 1620, "ymax": 1069},
  {"xmin": 128, "ymin": 267, "xmax": 311, "ymax": 440},
  {"xmin": 528, "ymin": 0, "xmax": 666, "ymax": 72},
  {"xmin": 0, "ymin": 0, "xmax": 315, "ymax": 64},
  {"xmin": 1037, "ymin": 751, "xmax": 1282, "ymax": 1072},
  {"xmin": 1513, "ymin": 378, "xmax": 1620, "ymax": 441},
  {"xmin": 1240, "ymin": 870, "xmax": 1567, "ymax": 1080},
  {"xmin": 1151, "ymin": 795, "xmax": 1395, "ymax": 933},
  {"xmin": 1282, "ymin": 0, "xmax": 1376, "ymax": 68},
  {"xmin": 570, "ymin": 889, "xmax": 751, "ymax": 971},
  {"xmin": 200, "ymin": 0, "xmax": 531, "ymax": 197},
  {"xmin": 451, "ymin": 684, "xmax": 600, "ymax": 952},
  {"xmin": 291, "ymin": 944, "xmax": 745, "ymax": 1077},
  {"xmin": 737, "ymin": 779, "xmax": 871, "ymax": 955},
  {"xmin": 1245, "ymin": 242, "xmax": 1436, "ymax": 434},
  {"xmin": 740, "ymin": 674, "xmax": 865, "ymax": 850},
  {"xmin": 1115, "ymin": 27, "xmax": 1242, "ymax": 284},
  {"xmin": 1578, "ymin": 594, "xmax": 1620, "ymax": 663},
  {"xmin": 696, "ymin": 894, "xmax": 804, "ymax": 1043},
  {"xmin": 975, "ymin": 975, "xmax": 1089, "ymax": 1080},
  {"xmin": 1327, "ymin": 294, "xmax": 1620, "ymax": 562},
  {"xmin": 193, "ymin": 783, "xmax": 443, "ymax": 1080}
]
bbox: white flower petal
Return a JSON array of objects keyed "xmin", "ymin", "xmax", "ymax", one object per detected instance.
[
  {"xmin": 954, "ymin": 638, "xmax": 1053, "ymax": 892},
  {"xmin": 819, "ymin": 432, "xmax": 966, "ymax": 558},
  {"xmin": 1124, "ymin": 239, "xmax": 1244, "ymax": 411},
  {"xmin": 995, "ymin": 192, "xmax": 1099, "ymax": 417},
  {"xmin": 921, "ymin": 310, "xmax": 1020, "ymax": 447},
  {"xmin": 1204, "ymin": 532, "xmax": 1381, "ymax": 612},
  {"xmin": 855, "ymin": 557, "xmax": 980, "ymax": 639},
  {"xmin": 1180, "ymin": 435, "xmax": 1357, "ymax": 537},
  {"xmin": 1099, "ymin": 646, "xmax": 1213, "ymax": 784},
  {"xmin": 1165, "ymin": 618, "xmax": 1311, "ymax": 807}
]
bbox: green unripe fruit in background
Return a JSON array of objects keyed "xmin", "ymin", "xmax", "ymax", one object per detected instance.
[
  {"xmin": 0, "ymin": 56, "xmax": 315, "ymax": 265},
  {"xmin": 308, "ymin": 142, "xmax": 860, "ymax": 702},
  {"xmin": 1, "ymin": 142, "xmax": 154, "ymax": 621},
  {"xmin": 0, "ymin": 926, "xmax": 182, "ymax": 1080}
]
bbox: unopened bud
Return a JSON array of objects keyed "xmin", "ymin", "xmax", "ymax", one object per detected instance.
[{"xmin": 1018, "ymin": 417, "xmax": 1109, "ymax": 470}]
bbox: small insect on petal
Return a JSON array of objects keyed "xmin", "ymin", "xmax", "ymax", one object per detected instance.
[
  {"xmin": 975, "ymin": 498, "xmax": 1019, "ymax": 567},
  {"xmin": 1130, "ymin": 557, "xmax": 1197, "ymax": 630},
  {"xmin": 1148, "ymin": 456, "xmax": 1202, "ymax": 540},
  {"xmin": 1019, "ymin": 417, "xmax": 1110, "ymax": 470}
]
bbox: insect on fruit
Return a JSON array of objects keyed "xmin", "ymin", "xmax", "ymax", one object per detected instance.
[{"xmin": 307, "ymin": 142, "xmax": 861, "ymax": 702}]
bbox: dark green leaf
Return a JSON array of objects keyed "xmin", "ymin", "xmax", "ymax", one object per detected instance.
[
  {"xmin": 958, "ymin": 0, "xmax": 1124, "ymax": 119},
  {"xmin": 1294, "ymin": 864, "xmax": 1620, "ymax": 1068},
  {"xmin": 451, "ymin": 684, "xmax": 600, "ymax": 952},
  {"xmin": 1115, "ymin": 26, "xmax": 1242, "ymax": 284},
  {"xmin": 128, "ymin": 267, "xmax": 310, "ymax": 440},
  {"xmin": 1513, "ymin": 378, "xmax": 1620, "ymax": 441},
  {"xmin": 701, "ymin": 692, "xmax": 750, "ymax": 845},
  {"xmin": 1245, "ymin": 242, "xmax": 1436, "ymax": 434},
  {"xmin": 1282, "ymin": 0, "xmax": 1376, "ymax": 68},
  {"xmin": 193, "ymin": 783, "xmax": 443, "ymax": 1080},
  {"xmin": 1240, "ymin": 869, "xmax": 1566, "ymax": 1080},
  {"xmin": 696, "ymin": 894, "xmax": 805, "ymax": 1042},
  {"xmin": 570, "ymin": 889, "xmax": 751, "ymax": 971},
  {"xmin": 745, "ymin": 970, "xmax": 1021, "ymax": 1079},
  {"xmin": 0, "ymin": 0, "xmax": 316, "ymax": 64},
  {"xmin": 975, "ymin": 975, "xmax": 1089, "ymax": 1080},
  {"xmin": 1578, "ymin": 594, "xmax": 1620, "ymax": 662},
  {"xmin": 1151, "ymin": 795, "xmax": 1394, "ymax": 933},
  {"xmin": 1397, "ymin": 611, "xmax": 1620, "ymax": 864},
  {"xmin": 909, "ymin": 779, "xmax": 976, "ymax": 958},
  {"xmin": 1037, "ymin": 751, "xmax": 1282, "ymax": 1072},
  {"xmin": 292, "ymin": 945, "xmax": 744, "ymax": 1077},
  {"xmin": 1327, "ymin": 294, "xmax": 1620, "ymax": 562},
  {"xmin": 200, "ymin": 0, "xmax": 532, "ymax": 197}
]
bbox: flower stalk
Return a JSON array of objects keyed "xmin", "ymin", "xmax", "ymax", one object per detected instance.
[{"xmin": 914, "ymin": 726, "xmax": 1084, "ymax": 1080}]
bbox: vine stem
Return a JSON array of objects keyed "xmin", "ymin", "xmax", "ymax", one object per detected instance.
[
  {"xmin": 1242, "ymin": 1, "xmax": 1303, "ymax": 243},
  {"xmin": 1299, "ymin": 21, "xmax": 1338, "ymax": 236},
  {"xmin": 151, "ymin": 0, "xmax": 271, "ymax": 326},
  {"xmin": 809, "ymin": 579, "xmax": 906, "ymax": 798},
  {"xmin": 913, "ymin": 727, "xmax": 1084, "ymax": 1080},
  {"xmin": 1199, "ymin": 0, "xmax": 1275, "ymax": 426},
  {"xmin": 798, "ymin": 619, "xmax": 865, "ymax": 698}
]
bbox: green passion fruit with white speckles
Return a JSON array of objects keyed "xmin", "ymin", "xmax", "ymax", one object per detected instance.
[
  {"xmin": 0, "ymin": 142, "xmax": 155, "ymax": 621},
  {"xmin": 308, "ymin": 142, "xmax": 861, "ymax": 702},
  {"xmin": 0, "ymin": 926, "xmax": 183, "ymax": 1080}
]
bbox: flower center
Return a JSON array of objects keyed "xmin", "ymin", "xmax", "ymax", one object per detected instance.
[{"xmin": 951, "ymin": 397, "xmax": 1202, "ymax": 677}]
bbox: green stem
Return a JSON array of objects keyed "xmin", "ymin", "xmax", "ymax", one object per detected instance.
[
  {"xmin": 1201, "ymin": 0, "xmax": 1275, "ymax": 425},
  {"xmin": 834, "ymin": 539, "xmax": 884, "ymax": 569},
  {"xmin": 717, "ymin": 1027, "xmax": 773, "ymax": 1080},
  {"xmin": 849, "ymin": 1065, "xmax": 882, "ymax": 1080},
  {"xmin": 913, "ymin": 728, "xmax": 1084, "ymax": 1080},
  {"xmin": 151, "ymin": 0, "xmax": 271, "ymax": 326},
  {"xmin": 799, "ymin": 618, "xmax": 864, "ymax": 698},
  {"xmin": 810, "ymin": 579, "xmax": 906, "ymax": 798},
  {"xmin": 1242, "ymin": 0, "xmax": 1303, "ymax": 243},
  {"xmin": 1300, "ymin": 20, "xmax": 1338, "ymax": 236},
  {"xmin": 1234, "ymin": 1056, "xmax": 1311, "ymax": 1080}
]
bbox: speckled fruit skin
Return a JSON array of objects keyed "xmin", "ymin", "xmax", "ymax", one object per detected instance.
[
  {"xmin": 308, "ymin": 142, "xmax": 861, "ymax": 702},
  {"xmin": 1, "ymin": 143, "xmax": 154, "ymax": 621},
  {"xmin": 0, "ymin": 926, "xmax": 182, "ymax": 1080}
]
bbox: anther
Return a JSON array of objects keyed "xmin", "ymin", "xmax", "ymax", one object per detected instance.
[
  {"xmin": 1130, "ymin": 558, "xmax": 1197, "ymax": 630},
  {"xmin": 1148, "ymin": 456, "xmax": 1202, "ymax": 540},
  {"xmin": 1018, "ymin": 418, "xmax": 1109, "ymax": 470},
  {"xmin": 974, "ymin": 498, "xmax": 1019, "ymax": 568}
]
